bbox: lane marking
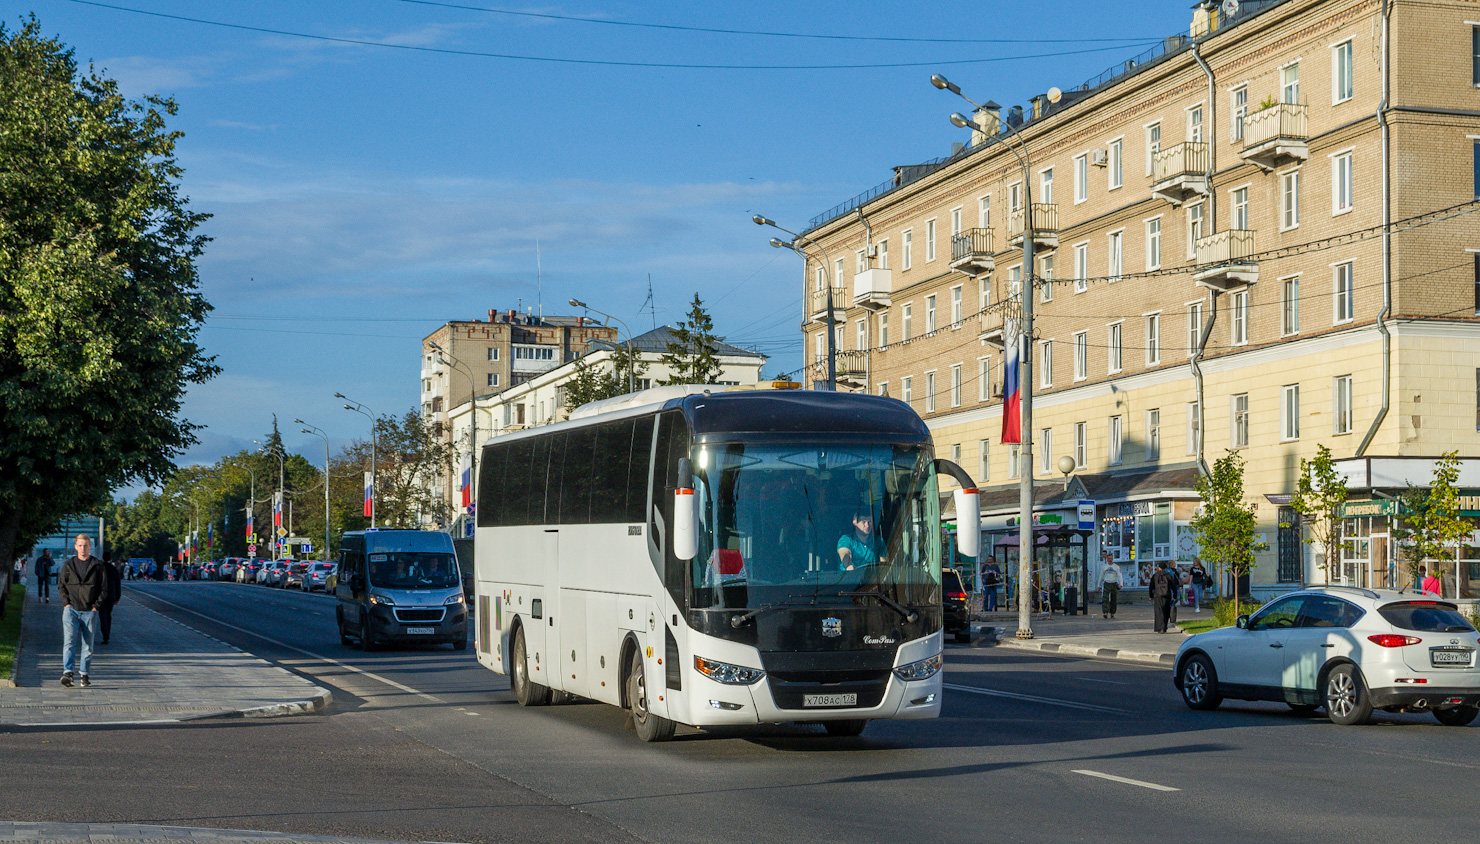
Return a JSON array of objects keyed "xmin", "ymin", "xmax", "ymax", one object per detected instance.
[
  {"xmin": 130, "ymin": 589, "xmax": 445, "ymax": 705},
  {"xmin": 943, "ymin": 683, "xmax": 1130, "ymax": 714},
  {"xmin": 1072, "ymin": 770, "xmax": 1180, "ymax": 792},
  {"xmin": 1074, "ymin": 677, "xmax": 1128, "ymax": 685}
]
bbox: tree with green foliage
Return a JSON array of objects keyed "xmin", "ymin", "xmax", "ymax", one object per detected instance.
[
  {"xmin": 661, "ymin": 294, "xmax": 724, "ymax": 385},
  {"xmin": 0, "ymin": 19, "xmax": 215, "ymax": 566},
  {"xmin": 1395, "ymin": 451, "xmax": 1473, "ymax": 590},
  {"xmin": 335, "ymin": 411, "xmax": 451, "ymax": 529},
  {"xmin": 1288, "ymin": 444, "xmax": 1348, "ymax": 583},
  {"xmin": 1191, "ymin": 450, "xmax": 1263, "ymax": 618},
  {"xmin": 563, "ymin": 344, "xmax": 650, "ymax": 412}
]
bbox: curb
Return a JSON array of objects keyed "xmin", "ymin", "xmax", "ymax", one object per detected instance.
[
  {"xmin": 976, "ymin": 626, "xmax": 1177, "ymax": 667},
  {"xmin": 176, "ymin": 686, "xmax": 334, "ymax": 722}
]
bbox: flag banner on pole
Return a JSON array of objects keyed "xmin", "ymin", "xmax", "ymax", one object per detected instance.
[
  {"xmin": 364, "ymin": 471, "xmax": 374, "ymax": 518},
  {"xmin": 207, "ymin": 521, "xmax": 213, "ymax": 550},
  {"xmin": 245, "ymin": 503, "xmax": 253, "ymax": 540},
  {"xmin": 460, "ymin": 453, "xmax": 473, "ymax": 513},
  {"xmin": 1001, "ymin": 332, "xmax": 1022, "ymax": 444},
  {"xmin": 273, "ymin": 492, "xmax": 283, "ymax": 528}
]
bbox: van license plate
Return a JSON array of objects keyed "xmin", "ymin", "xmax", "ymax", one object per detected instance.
[
  {"xmin": 803, "ymin": 693, "xmax": 857, "ymax": 707},
  {"xmin": 406, "ymin": 627, "xmax": 436, "ymax": 635},
  {"xmin": 1431, "ymin": 649, "xmax": 1473, "ymax": 667}
]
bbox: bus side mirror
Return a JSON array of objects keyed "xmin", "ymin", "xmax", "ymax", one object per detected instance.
[
  {"xmin": 953, "ymin": 488, "xmax": 980, "ymax": 559},
  {"xmin": 673, "ymin": 457, "xmax": 698, "ymax": 562}
]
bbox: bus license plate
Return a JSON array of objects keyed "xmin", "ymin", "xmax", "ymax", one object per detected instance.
[
  {"xmin": 406, "ymin": 627, "xmax": 436, "ymax": 635},
  {"xmin": 1431, "ymin": 649, "xmax": 1473, "ymax": 667},
  {"xmin": 803, "ymin": 693, "xmax": 857, "ymax": 707}
]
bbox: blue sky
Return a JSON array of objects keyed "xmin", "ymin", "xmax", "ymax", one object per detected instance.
[{"xmin": 25, "ymin": 0, "xmax": 1191, "ymax": 481}]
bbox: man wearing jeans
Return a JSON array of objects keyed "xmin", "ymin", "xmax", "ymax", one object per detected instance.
[{"xmin": 58, "ymin": 534, "xmax": 107, "ymax": 687}]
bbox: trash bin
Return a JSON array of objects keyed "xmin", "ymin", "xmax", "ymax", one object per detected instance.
[{"xmin": 1063, "ymin": 585, "xmax": 1078, "ymax": 615}]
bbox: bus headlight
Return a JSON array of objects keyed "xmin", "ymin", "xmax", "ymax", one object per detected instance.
[
  {"xmin": 694, "ymin": 656, "xmax": 765, "ymax": 685},
  {"xmin": 892, "ymin": 654, "xmax": 942, "ymax": 682}
]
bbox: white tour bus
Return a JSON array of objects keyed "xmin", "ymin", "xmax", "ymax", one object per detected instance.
[{"xmin": 472, "ymin": 386, "xmax": 979, "ymax": 741}]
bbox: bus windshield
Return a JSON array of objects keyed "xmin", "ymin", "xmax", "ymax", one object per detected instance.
[
  {"xmin": 691, "ymin": 441, "xmax": 941, "ymax": 611},
  {"xmin": 367, "ymin": 552, "xmax": 460, "ymax": 589}
]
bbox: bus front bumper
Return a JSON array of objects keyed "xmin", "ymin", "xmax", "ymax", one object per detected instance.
[{"xmin": 686, "ymin": 667, "xmax": 943, "ymax": 725}]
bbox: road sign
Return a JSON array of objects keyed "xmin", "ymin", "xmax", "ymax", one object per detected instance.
[
  {"xmin": 303, "ymin": 543, "xmax": 313, "ymax": 554},
  {"xmin": 249, "ymin": 533, "xmax": 258, "ymax": 544},
  {"xmin": 276, "ymin": 526, "xmax": 288, "ymax": 538},
  {"xmin": 248, "ymin": 544, "xmax": 257, "ymax": 554}
]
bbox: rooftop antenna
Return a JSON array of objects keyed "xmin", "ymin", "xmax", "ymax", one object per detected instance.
[
  {"xmin": 536, "ymin": 239, "xmax": 543, "ymax": 319},
  {"xmin": 640, "ymin": 274, "xmax": 657, "ymax": 330}
]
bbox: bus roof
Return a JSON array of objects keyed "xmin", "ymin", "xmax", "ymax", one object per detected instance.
[{"xmin": 674, "ymin": 390, "xmax": 929, "ymax": 440}]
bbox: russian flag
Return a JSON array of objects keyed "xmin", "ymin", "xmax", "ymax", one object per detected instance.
[
  {"xmin": 207, "ymin": 521, "xmax": 213, "ymax": 550},
  {"xmin": 245, "ymin": 504, "xmax": 253, "ymax": 540},
  {"xmin": 460, "ymin": 454, "xmax": 473, "ymax": 513},
  {"xmin": 364, "ymin": 471, "xmax": 374, "ymax": 518},
  {"xmin": 1001, "ymin": 333, "xmax": 1022, "ymax": 444},
  {"xmin": 273, "ymin": 492, "xmax": 283, "ymax": 528}
]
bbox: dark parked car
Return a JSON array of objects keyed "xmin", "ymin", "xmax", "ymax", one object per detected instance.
[
  {"xmin": 943, "ymin": 568, "xmax": 972, "ymax": 644},
  {"xmin": 284, "ymin": 561, "xmax": 312, "ymax": 590}
]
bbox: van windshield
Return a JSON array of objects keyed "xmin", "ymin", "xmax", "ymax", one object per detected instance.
[{"xmin": 368, "ymin": 552, "xmax": 459, "ymax": 589}]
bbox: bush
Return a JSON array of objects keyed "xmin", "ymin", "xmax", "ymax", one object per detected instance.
[{"xmin": 1213, "ymin": 596, "xmax": 1263, "ymax": 629}]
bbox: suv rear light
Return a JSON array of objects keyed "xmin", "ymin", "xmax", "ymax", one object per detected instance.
[
  {"xmin": 1368, "ymin": 634, "xmax": 1422, "ymax": 648},
  {"xmin": 946, "ymin": 592, "xmax": 967, "ymax": 600}
]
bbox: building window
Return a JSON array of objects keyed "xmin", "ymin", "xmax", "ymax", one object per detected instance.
[
  {"xmin": 951, "ymin": 207, "xmax": 963, "ymax": 238},
  {"xmin": 1146, "ymin": 218, "xmax": 1162, "ymax": 270},
  {"xmin": 979, "ymin": 195, "xmax": 991, "ymax": 228},
  {"xmin": 1474, "ymin": 27, "xmax": 1480, "ymax": 86},
  {"xmin": 1333, "ymin": 40, "xmax": 1353, "ymax": 103},
  {"xmin": 980, "ymin": 276, "xmax": 991, "ymax": 313},
  {"xmin": 1188, "ymin": 104, "xmax": 1204, "ymax": 143},
  {"xmin": 1188, "ymin": 202, "xmax": 1204, "ymax": 257},
  {"xmin": 925, "ymin": 219, "xmax": 937, "ymax": 262},
  {"xmin": 1009, "ymin": 265, "xmax": 1022, "ymax": 298},
  {"xmin": 1147, "ymin": 408, "xmax": 1161, "ymax": 462},
  {"xmin": 926, "ymin": 371, "xmax": 937, "ymax": 413},
  {"xmin": 1475, "ymin": 143, "xmax": 1480, "ymax": 199},
  {"xmin": 951, "ymin": 443, "xmax": 961, "ymax": 464},
  {"xmin": 856, "ymin": 319, "xmax": 867, "ymax": 351},
  {"xmin": 1231, "ymin": 85, "xmax": 1247, "ymax": 142},
  {"xmin": 901, "ymin": 230, "xmax": 912, "ymax": 270},
  {"xmin": 1277, "ymin": 506, "xmax": 1303, "ymax": 583},
  {"xmin": 1074, "ymin": 242, "xmax": 1089, "ymax": 293},
  {"xmin": 1009, "ymin": 444, "xmax": 1020, "ymax": 479},
  {"xmin": 1145, "ymin": 122, "xmax": 1161, "ymax": 176},
  {"xmin": 878, "ymin": 311, "xmax": 889, "ymax": 348},
  {"xmin": 878, "ymin": 382, "xmax": 888, "ymax": 397},
  {"xmin": 1145, "ymin": 313, "xmax": 1160, "ymax": 365},
  {"xmin": 951, "ymin": 364, "xmax": 963, "ymax": 407},
  {"xmin": 1109, "ymin": 415, "xmax": 1123, "ymax": 465},
  {"xmin": 1074, "ymin": 422, "xmax": 1086, "ymax": 469},
  {"xmin": 1232, "ymin": 186, "xmax": 1249, "ymax": 230},
  {"xmin": 814, "ymin": 265, "xmax": 825, "ymax": 293},
  {"xmin": 1040, "ymin": 167, "xmax": 1054, "ymax": 204},
  {"xmin": 1040, "ymin": 429, "xmax": 1054, "ymax": 475},
  {"xmin": 1334, "ymin": 375, "xmax": 1354, "ymax": 435},
  {"xmin": 925, "ymin": 295, "xmax": 937, "ymax": 335},
  {"xmin": 979, "ymin": 357, "xmax": 993, "ymax": 401},
  {"xmin": 979, "ymin": 440, "xmax": 990, "ymax": 483},
  {"xmin": 902, "ymin": 376, "xmax": 913, "ymax": 405},
  {"xmin": 1108, "ymin": 138, "xmax": 1123, "ymax": 190},
  {"xmin": 1332, "ymin": 151, "xmax": 1353, "ymax": 214},
  {"xmin": 1107, "ymin": 230, "xmax": 1123, "ymax": 281},
  {"xmin": 950, "ymin": 285, "xmax": 963, "ymax": 327},
  {"xmin": 1040, "ymin": 253, "xmax": 1054, "ymax": 301},
  {"xmin": 1040, "ymin": 340, "xmax": 1053, "ymax": 388},
  {"xmin": 1108, "ymin": 322, "xmax": 1123, "ymax": 374},
  {"xmin": 902, "ymin": 304, "xmax": 912, "ymax": 341},
  {"xmin": 1009, "ymin": 182, "xmax": 1022, "ymax": 212},
  {"xmin": 1074, "ymin": 153, "xmax": 1089, "ymax": 203},
  {"xmin": 835, "ymin": 257, "xmax": 844, "ymax": 288},
  {"xmin": 486, "ymin": 373, "xmax": 499, "ymax": 387},
  {"xmin": 814, "ymin": 332, "xmax": 824, "ymax": 364},
  {"xmin": 1187, "ymin": 301, "xmax": 1203, "ymax": 357},
  {"xmin": 1281, "ymin": 169, "xmax": 1301, "ymax": 229},
  {"xmin": 1282, "ymin": 276, "xmax": 1300, "ymax": 336},
  {"xmin": 856, "ymin": 249, "xmax": 867, "ymax": 274},
  {"xmin": 1282, "ymin": 61, "xmax": 1300, "ymax": 104},
  {"xmin": 1231, "ymin": 290, "xmax": 1249, "ymax": 345},
  {"xmin": 1232, "ymin": 393, "xmax": 1250, "ymax": 448},
  {"xmin": 1187, "ymin": 401, "xmax": 1201, "ymax": 455},
  {"xmin": 1074, "ymin": 332, "xmax": 1088, "ymax": 381},
  {"xmin": 486, "ymin": 347, "xmax": 500, "ymax": 361},
  {"xmin": 1334, "ymin": 261, "xmax": 1354, "ymax": 323},
  {"xmin": 1281, "ymin": 384, "xmax": 1301, "ymax": 441}
]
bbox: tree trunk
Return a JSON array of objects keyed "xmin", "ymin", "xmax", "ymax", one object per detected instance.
[{"xmin": 0, "ymin": 506, "xmax": 23, "ymax": 581}]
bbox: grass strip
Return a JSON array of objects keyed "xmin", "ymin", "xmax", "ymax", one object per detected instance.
[
  {"xmin": 1176, "ymin": 616, "xmax": 1221, "ymax": 635},
  {"xmin": 0, "ymin": 583, "xmax": 25, "ymax": 682}
]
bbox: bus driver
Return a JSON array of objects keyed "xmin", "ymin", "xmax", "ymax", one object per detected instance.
[{"xmin": 836, "ymin": 507, "xmax": 885, "ymax": 571}]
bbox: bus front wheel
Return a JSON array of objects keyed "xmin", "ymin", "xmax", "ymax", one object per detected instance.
[
  {"xmin": 511, "ymin": 627, "xmax": 550, "ymax": 707},
  {"xmin": 824, "ymin": 719, "xmax": 868, "ymax": 737},
  {"xmin": 626, "ymin": 654, "xmax": 675, "ymax": 742}
]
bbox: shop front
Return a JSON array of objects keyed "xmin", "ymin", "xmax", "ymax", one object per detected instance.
[{"xmin": 1097, "ymin": 499, "xmax": 1201, "ymax": 592}]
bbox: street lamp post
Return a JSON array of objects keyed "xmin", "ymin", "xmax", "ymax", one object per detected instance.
[
  {"xmin": 336, "ymin": 394, "xmax": 378, "ymax": 528},
  {"xmin": 296, "ymin": 420, "xmax": 333, "ymax": 566},
  {"xmin": 428, "ymin": 342, "xmax": 478, "ymax": 534},
  {"xmin": 936, "ymin": 74, "xmax": 1059, "ymax": 640},
  {"xmin": 754, "ymin": 215, "xmax": 837, "ymax": 391},
  {"xmin": 255, "ymin": 440, "xmax": 286, "ymax": 560},
  {"xmin": 568, "ymin": 299, "xmax": 635, "ymax": 393}
]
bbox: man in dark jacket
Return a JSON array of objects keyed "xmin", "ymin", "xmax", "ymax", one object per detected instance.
[
  {"xmin": 58, "ymin": 534, "xmax": 107, "ymax": 687},
  {"xmin": 1149, "ymin": 562, "xmax": 1177, "ymax": 634},
  {"xmin": 98, "ymin": 554, "xmax": 123, "ymax": 645},
  {"xmin": 33, "ymin": 550, "xmax": 53, "ymax": 603}
]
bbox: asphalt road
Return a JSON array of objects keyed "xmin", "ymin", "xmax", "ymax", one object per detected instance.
[{"xmin": 2, "ymin": 580, "xmax": 1477, "ymax": 843}]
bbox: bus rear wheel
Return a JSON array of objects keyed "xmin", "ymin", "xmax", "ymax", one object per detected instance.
[
  {"xmin": 626, "ymin": 654, "xmax": 675, "ymax": 742},
  {"xmin": 511, "ymin": 627, "xmax": 550, "ymax": 707}
]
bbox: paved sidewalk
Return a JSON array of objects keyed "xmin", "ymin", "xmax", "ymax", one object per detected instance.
[
  {"xmin": 0, "ymin": 584, "xmax": 330, "ymax": 726},
  {"xmin": 0, "ymin": 822, "xmax": 461, "ymax": 843},
  {"xmin": 974, "ymin": 599, "xmax": 1216, "ymax": 666}
]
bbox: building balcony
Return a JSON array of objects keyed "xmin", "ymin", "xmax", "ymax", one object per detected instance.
[
  {"xmin": 1240, "ymin": 103, "xmax": 1308, "ymax": 171},
  {"xmin": 950, "ymin": 228, "xmax": 996, "ymax": 276},
  {"xmin": 1193, "ymin": 229, "xmax": 1258, "ymax": 291},
  {"xmin": 807, "ymin": 286, "xmax": 848, "ymax": 323},
  {"xmin": 852, "ymin": 268, "xmax": 892, "ymax": 311},
  {"xmin": 1150, "ymin": 141, "xmax": 1210, "ymax": 206},
  {"xmin": 1007, "ymin": 203, "xmax": 1058, "ymax": 250},
  {"xmin": 976, "ymin": 296, "xmax": 1020, "ymax": 352}
]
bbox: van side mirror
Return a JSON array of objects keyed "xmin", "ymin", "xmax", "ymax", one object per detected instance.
[
  {"xmin": 1235, "ymin": 614, "xmax": 1249, "ymax": 629},
  {"xmin": 673, "ymin": 457, "xmax": 698, "ymax": 562}
]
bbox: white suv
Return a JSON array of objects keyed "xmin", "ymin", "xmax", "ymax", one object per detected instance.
[{"xmin": 1173, "ymin": 586, "xmax": 1480, "ymax": 726}]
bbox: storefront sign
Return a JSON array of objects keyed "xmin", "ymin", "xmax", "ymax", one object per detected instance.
[
  {"xmin": 1338, "ymin": 499, "xmax": 1399, "ymax": 518},
  {"xmin": 1265, "ymin": 493, "xmax": 1294, "ymax": 505},
  {"xmin": 1459, "ymin": 490, "xmax": 1480, "ymax": 518}
]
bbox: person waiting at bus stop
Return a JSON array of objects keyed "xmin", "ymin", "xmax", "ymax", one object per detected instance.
[
  {"xmin": 1099, "ymin": 553, "xmax": 1123, "ymax": 619},
  {"xmin": 836, "ymin": 507, "xmax": 884, "ymax": 571}
]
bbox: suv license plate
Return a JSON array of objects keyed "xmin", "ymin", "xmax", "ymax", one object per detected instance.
[
  {"xmin": 803, "ymin": 693, "xmax": 857, "ymax": 708},
  {"xmin": 406, "ymin": 627, "xmax": 436, "ymax": 635},
  {"xmin": 1431, "ymin": 649, "xmax": 1473, "ymax": 667}
]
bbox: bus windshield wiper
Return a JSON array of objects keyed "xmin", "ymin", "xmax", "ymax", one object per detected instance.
[
  {"xmin": 838, "ymin": 590, "xmax": 919, "ymax": 624},
  {"xmin": 729, "ymin": 598, "xmax": 813, "ymax": 628}
]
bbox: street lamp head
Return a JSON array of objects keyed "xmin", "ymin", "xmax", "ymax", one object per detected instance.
[
  {"xmin": 333, "ymin": 393, "xmax": 345, "ymax": 399},
  {"xmin": 1058, "ymin": 455, "xmax": 1077, "ymax": 476},
  {"xmin": 342, "ymin": 404, "xmax": 354, "ymax": 411},
  {"xmin": 568, "ymin": 298, "xmax": 586, "ymax": 309},
  {"xmin": 292, "ymin": 418, "xmax": 304, "ymax": 424},
  {"xmin": 930, "ymin": 73, "xmax": 960, "ymax": 95},
  {"xmin": 769, "ymin": 237, "xmax": 794, "ymax": 249},
  {"xmin": 751, "ymin": 214, "xmax": 775, "ymax": 227},
  {"xmin": 950, "ymin": 112, "xmax": 974, "ymax": 130},
  {"xmin": 428, "ymin": 341, "xmax": 444, "ymax": 353}
]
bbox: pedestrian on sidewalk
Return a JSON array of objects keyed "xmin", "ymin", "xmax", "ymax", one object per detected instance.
[
  {"xmin": 1420, "ymin": 565, "xmax": 1443, "ymax": 597},
  {"xmin": 1168, "ymin": 565, "xmax": 1182, "ymax": 626},
  {"xmin": 1149, "ymin": 561, "xmax": 1177, "ymax": 634},
  {"xmin": 983, "ymin": 565, "xmax": 1000, "ymax": 612},
  {"xmin": 33, "ymin": 550, "xmax": 53, "ymax": 603},
  {"xmin": 98, "ymin": 554, "xmax": 123, "ymax": 645},
  {"xmin": 1190, "ymin": 560, "xmax": 1207, "ymax": 613},
  {"xmin": 1099, "ymin": 553, "xmax": 1122, "ymax": 619},
  {"xmin": 58, "ymin": 534, "xmax": 107, "ymax": 687}
]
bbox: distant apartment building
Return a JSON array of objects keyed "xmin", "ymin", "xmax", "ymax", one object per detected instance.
[{"xmin": 796, "ymin": 0, "xmax": 1480, "ymax": 601}]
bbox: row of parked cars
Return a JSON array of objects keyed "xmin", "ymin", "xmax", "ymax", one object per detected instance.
[{"xmin": 198, "ymin": 557, "xmax": 338, "ymax": 591}]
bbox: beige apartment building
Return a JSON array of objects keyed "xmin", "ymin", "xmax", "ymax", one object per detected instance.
[{"xmin": 798, "ymin": 0, "xmax": 1480, "ymax": 601}]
